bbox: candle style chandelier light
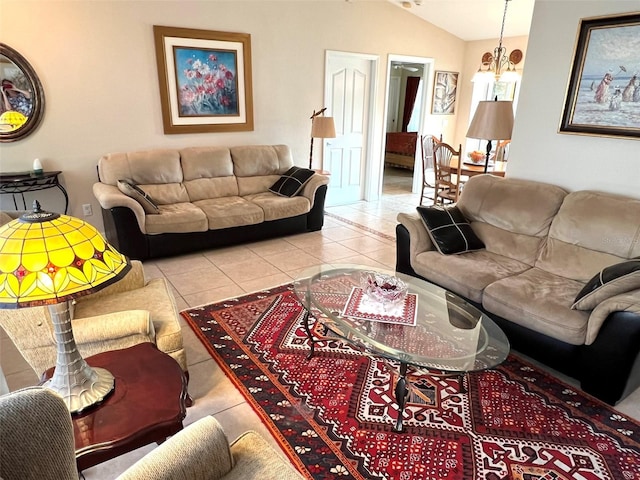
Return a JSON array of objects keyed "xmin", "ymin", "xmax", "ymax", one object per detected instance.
[{"xmin": 473, "ymin": 0, "xmax": 522, "ymax": 83}]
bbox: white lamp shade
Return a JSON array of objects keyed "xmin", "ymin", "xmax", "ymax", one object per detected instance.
[
  {"xmin": 466, "ymin": 100, "xmax": 514, "ymax": 141},
  {"xmin": 311, "ymin": 116, "xmax": 336, "ymax": 139}
]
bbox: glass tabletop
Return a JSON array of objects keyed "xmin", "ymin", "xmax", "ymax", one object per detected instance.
[{"xmin": 293, "ymin": 265, "xmax": 510, "ymax": 373}]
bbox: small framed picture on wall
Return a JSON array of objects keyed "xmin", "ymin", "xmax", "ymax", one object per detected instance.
[{"xmin": 432, "ymin": 71, "xmax": 459, "ymax": 115}]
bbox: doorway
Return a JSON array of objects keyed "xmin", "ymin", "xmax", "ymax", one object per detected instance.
[
  {"xmin": 382, "ymin": 55, "xmax": 434, "ymax": 195},
  {"xmin": 323, "ymin": 51, "xmax": 378, "ymax": 207}
]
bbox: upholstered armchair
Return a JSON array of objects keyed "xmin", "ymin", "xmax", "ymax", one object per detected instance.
[
  {"xmin": 0, "ymin": 211, "xmax": 187, "ymax": 376},
  {"xmin": 0, "ymin": 387, "xmax": 304, "ymax": 480}
]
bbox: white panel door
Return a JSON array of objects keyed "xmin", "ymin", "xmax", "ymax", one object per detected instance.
[{"xmin": 324, "ymin": 53, "xmax": 374, "ymax": 207}]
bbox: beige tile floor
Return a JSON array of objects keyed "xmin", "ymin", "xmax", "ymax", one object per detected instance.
[{"xmin": 2, "ymin": 167, "xmax": 639, "ymax": 477}]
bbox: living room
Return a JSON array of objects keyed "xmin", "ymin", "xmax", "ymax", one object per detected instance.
[{"xmin": 1, "ymin": 1, "xmax": 639, "ymax": 478}]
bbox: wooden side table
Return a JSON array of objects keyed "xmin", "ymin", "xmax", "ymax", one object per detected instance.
[{"xmin": 42, "ymin": 342, "xmax": 188, "ymax": 472}]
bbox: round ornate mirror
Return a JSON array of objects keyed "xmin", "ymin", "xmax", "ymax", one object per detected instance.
[{"xmin": 0, "ymin": 43, "xmax": 45, "ymax": 142}]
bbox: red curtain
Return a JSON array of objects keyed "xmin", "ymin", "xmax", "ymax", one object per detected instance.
[{"xmin": 401, "ymin": 76, "xmax": 420, "ymax": 132}]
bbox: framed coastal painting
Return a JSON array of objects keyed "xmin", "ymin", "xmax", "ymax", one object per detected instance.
[
  {"xmin": 559, "ymin": 12, "xmax": 640, "ymax": 139},
  {"xmin": 431, "ymin": 71, "xmax": 458, "ymax": 115},
  {"xmin": 153, "ymin": 26, "xmax": 254, "ymax": 134}
]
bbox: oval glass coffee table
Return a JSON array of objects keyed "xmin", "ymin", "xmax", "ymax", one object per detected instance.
[{"xmin": 293, "ymin": 265, "xmax": 510, "ymax": 431}]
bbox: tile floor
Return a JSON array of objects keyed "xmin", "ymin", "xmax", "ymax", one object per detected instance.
[{"xmin": 2, "ymin": 166, "xmax": 639, "ymax": 477}]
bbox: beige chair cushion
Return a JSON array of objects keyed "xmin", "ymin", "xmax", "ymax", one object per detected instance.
[
  {"xmin": 483, "ymin": 267, "xmax": 589, "ymax": 345},
  {"xmin": 412, "ymin": 249, "xmax": 531, "ymax": 303},
  {"xmin": 243, "ymin": 192, "xmax": 310, "ymax": 221},
  {"xmin": 194, "ymin": 196, "xmax": 264, "ymax": 230},
  {"xmin": 74, "ymin": 278, "xmax": 186, "ymax": 371},
  {"xmin": 146, "ymin": 203, "xmax": 208, "ymax": 234},
  {"xmin": 458, "ymin": 175, "xmax": 567, "ymax": 265}
]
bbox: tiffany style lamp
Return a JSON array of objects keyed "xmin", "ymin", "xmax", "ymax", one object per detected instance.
[{"xmin": 0, "ymin": 201, "xmax": 131, "ymax": 413}]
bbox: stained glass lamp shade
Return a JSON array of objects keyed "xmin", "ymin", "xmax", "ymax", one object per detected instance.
[{"xmin": 0, "ymin": 202, "xmax": 131, "ymax": 413}]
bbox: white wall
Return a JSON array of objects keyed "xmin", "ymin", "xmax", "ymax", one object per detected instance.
[
  {"xmin": 0, "ymin": 0, "xmax": 465, "ymax": 230},
  {"xmin": 508, "ymin": 0, "xmax": 640, "ymax": 198}
]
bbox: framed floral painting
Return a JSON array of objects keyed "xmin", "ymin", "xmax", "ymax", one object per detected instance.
[
  {"xmin": 559, "ymin": 12, "xmax": 640, "ymax": 139},
  {"xmin": 153, "ymin": 26, "xmax": 253, "ymax": 134},
  {"xmin": 431, "ymin": 71, "xmax": 458, "ymax": 115}
]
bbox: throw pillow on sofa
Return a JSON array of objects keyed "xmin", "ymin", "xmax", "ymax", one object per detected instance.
[
  {"xmin": 416, "ymin": 205, "xmax": 485, "ymax": 255},
  {"xmin": 117, "ymin": 180, "xmax": 160, "ymax": 214},
  {"xmin": 572, "ymin": 258, "xmax": 640, "ymax": 310},
  {"xmin": 269, "ymin": 167, "xmax": 315, "ymax": 197}
]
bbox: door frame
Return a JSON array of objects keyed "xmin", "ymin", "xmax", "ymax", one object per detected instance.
[
  {"xmin": 324, "ymin": 50, "xmax": 380, "ymax": 203},
  {"xmin": 382, "ymin": 54, "xmax": 435, "ymax": 194}
]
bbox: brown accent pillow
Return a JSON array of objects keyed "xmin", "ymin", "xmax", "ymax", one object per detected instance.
[{"xmin": 117, "ymin": 180, "xmax": 160, "ymax": 214}]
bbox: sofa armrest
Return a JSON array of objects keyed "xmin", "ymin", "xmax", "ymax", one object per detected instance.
[
  {"xmin": 300, "ymin": 173, "xmax": 330, "ymax": 209},
  {"xmin": 117, "ymin": 416, "xmax": 234, "ymax": 480},
  {"xmin": 93, "ymin": 182, "xmax": 147, "ymax": 233},
  {"xmin": 585, "ymin": 288, "xmax": 640, "ymax": 344},
  {"xmin": 397, "ymin": 213, "xmax": 434, "ymax": 257}
]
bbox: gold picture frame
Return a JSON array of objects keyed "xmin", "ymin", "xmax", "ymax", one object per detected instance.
[{"xmin": 153, "ymin": 26, "xmax": 254, "ymax": 134}]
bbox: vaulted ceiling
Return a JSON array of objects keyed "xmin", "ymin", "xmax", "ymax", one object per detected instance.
[{"xmin": 386, "ymin": 0, "xmax": 535, "ymax": 41}]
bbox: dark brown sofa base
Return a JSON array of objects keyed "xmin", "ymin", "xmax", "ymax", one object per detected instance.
[
  {"xmin": 396, "ymin": 223, "xmax": 640, "ymax": 405},
  {"xmin": 102, "ymin": 185, "xmax": 327, "ymax": 261}
]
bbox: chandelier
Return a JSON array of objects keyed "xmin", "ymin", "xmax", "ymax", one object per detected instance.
[{"xmin": 473, "ymin": 0, "xmax": 522, "ymax": 83}]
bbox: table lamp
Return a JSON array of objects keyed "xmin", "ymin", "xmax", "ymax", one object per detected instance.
[
  {"xmin": 0, "ymin": 201, "xmax": 131, "ymax": 413},
  {"xmin": 309, "ymin": 107, "xmax": 336, "ymax": 169},
  {"xmin": 466, "ymin": 100, "xmax": 514, "ymax": 173}
]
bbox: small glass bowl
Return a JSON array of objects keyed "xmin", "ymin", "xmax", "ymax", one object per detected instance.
[{"xmin": 361, "ymin": 272, "xmax": 408, "ymax": 305}]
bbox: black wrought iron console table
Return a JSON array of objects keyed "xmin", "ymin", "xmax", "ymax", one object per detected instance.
[{"xmin": 0, "ymin": 171, "xmax": 69, "ymax": 214}]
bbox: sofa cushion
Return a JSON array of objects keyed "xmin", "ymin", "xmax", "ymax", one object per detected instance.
[
  {"xmin": 145, "ymin": 203, "xmax": 208, "ymax": 234},
  {"xmin": 572, "ymin": 258, "xmax": 640, "ymax": 311},
  {"xmin": 269, "ymin": 167, "xmax": 315, "ymax": 198},
  {"xmin": 237, "ymin": 175, "xmax": 282, "ymax": 197},
  {"xmin": 231, "ymin": 145, "xmax": 293, "ymax": 177},
  {"xmin": 98, "ymin": 149, "xmax": 183, "ymax": 186},
  {"xmin": 193, "ymin": 196, "xmax": 264, "ymax": 230},
  {"xmin": 412, "ymin": 250, "xmax": 531, "ymax": 303},
  {"xmin": 535, "ymin": 191, "xmax": 640, "ymax": 282},
  {"xmin": 181, "ymin": 146, "xmax": 240, "ymax": 201},
  {"xmin": 244, "ymin": 192, "xmax": 310, "ymax": 221},
  {"xmin": 483, "ymin": 267, "xmax": 589, "ymax": 345},
  {"xmin": 117, "ymin": 180, "xmax": 160, "ymax": 214},
  {"xmin": 457, "ymin": 175, "xmax": 567, "ymax": 265},
  {"xmin": 417, "ymin": 205, "xmax": 484, "ymax": 255}
]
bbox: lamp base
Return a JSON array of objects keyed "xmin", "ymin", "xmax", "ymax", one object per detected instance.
[
  {"xmin": 46, "ymin": 301, "xmax": 116, "ymax": 414},
  {"xmin": 44, "ymin": 366, "xmax": 114, "ymax": 414}
]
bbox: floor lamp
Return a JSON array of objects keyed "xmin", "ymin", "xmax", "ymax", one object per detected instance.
[
  {"xmin": 0, "ymin": 201, "xmax": 131, "ymax": 413},
  {"xmin": 309, "ymin": 108, "xmax": 336, "ymax": 169},
  {"xmin": 466, "ymin": 100, "xmax": 514, "ymax": 173}
]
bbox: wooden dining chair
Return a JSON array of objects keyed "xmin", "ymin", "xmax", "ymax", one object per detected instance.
[
  {"xmin": 433, "ymin": 141, "xmax": 463, "ymax": 205},
  {"xmin": 419, "ymin": 134, "xmax": 442, "ymax": 206}
]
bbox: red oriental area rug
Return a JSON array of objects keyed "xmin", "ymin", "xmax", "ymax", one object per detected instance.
[{"xmin": 181, "ymin": 284, "xmax": 640, "ymax": 480}]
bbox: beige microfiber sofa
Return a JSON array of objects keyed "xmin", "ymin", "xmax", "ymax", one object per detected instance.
[
  {"xmin": 0, "ymin": 210, "xmax": 187, "ymax": 377},
  {"xmin": 93, "ymin": 144, "xmax": 330, "ymax": 260},
  {"xmin": 396, "ymin": 174, "xmax": 640, "ymax": 404}
]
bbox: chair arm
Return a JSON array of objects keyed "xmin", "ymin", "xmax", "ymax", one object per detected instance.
[
  {"xmin": 117, "ymin": 416, "xmax": 234, "ymax": 480},
  {"xmin": 397, "ymin": 212, "xmax": 434, "ymax": 258},
  {"xmin": 300, "ymin": 173, "xmax": 330, "ymax": 209},
  {"xmin": 0, "ymin": 309, "xmax": 154, "ymax": 376},
  {"xmin": 585, "ymin": 288, "xmax": 640, "ymax": 344},
  {"xmin": 93, "ymin": 182, "xmax": 147, "ymax": 233}
]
